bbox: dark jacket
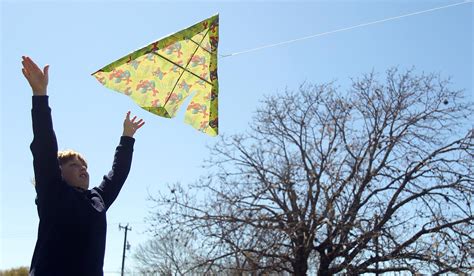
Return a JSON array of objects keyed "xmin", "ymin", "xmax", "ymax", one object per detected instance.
[{"xmin": 29, "ymin": 96, "xmax": 135, "ymax": 276}]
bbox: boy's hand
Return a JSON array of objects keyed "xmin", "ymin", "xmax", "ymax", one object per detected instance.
[
  {"xmin": 123, "ymin": 111, "xmax": 145, "ymax": 137},
  {"xmin": 21, "ymin": 56, "xmax": 49, "ymax": 96}
]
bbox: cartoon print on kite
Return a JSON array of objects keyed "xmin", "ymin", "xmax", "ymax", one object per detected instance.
[
  {"xmin": 127, "ymin": 59, "xmax": 141, "ymax": 70},
  {"xmin": 179, "ymin": 80, "xmax": 193, "ymax": 93},
  {"xmin": 152, "ymin": 67, "xmax": 167, "ymax": 80},
  {"xmin": 145, "ymin": 53, "xmax": 156, "ymax": 63},
  {"xmin": 195, "ymin": 73, "xmax": 209, "ymax": 88},
  {"xmin": 169, "ymin": 60, "xmax": 184, "ymax": 74},
  {"xmin": 209, "ymin": 36, "xmax": 218, "ymax": 50},
  {"xmin": 96, "ymin": 75, "xmax": 106, "ymax": 85},
  {"xmin": 190, "ymin": 55, "xmax": 207, "ymax": 70},
  {"xmin": 187, "ymin": 101, "xmax": 209, "ymax": 117},
  {"xmin": 124, "ymin": 87, "xmax": 132, "ymax": 96},
  {"xmin": 202, "ymin": 42, "xmax": 211, "ymax": 52},
  {"xmin": 209, "ymin": 117, "xmax": 218, "ymax": 129},
  {"xmin": 202, "ymin": 19, "xmax": 218, "ymax": 33},
  {"xmin": 210, "ymin": 69, "xmax": 218, "ymax": 81},
  {"xmin": 167, "ymin": 93, "xmax": 184, "ymax": 105},
  {"xmin": 198, "ymin": 120, "xmax": 210, "ymax": 132},
  {"xmin": 165, "ymin": 42, "xmax": 183, "ymax": 58},
  {"xmin": 109, "ymin": 69, "xmax": 132, "ymax": 84},
  {"xmin": 151, "ymin": 98, "xmax": 161, "ymax": 108},
  {"xmin": 136, "ymin": 80, "xmax": 158, "ymax": 96},
  {"xmin": 202, "ymin": 90, "xmax": 217, "ymax": 102},
  {"xmin": 210, "ymin": 90, "xmax": 217, "ymax": 101},
  {"xmin": 92, "ymin": 14, "xmax": 219, "ymax": 136}
]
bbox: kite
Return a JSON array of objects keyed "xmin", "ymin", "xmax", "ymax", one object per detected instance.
[{"xmin": 92, "ymin": 14, "xmax": 219, "ymax": 136}]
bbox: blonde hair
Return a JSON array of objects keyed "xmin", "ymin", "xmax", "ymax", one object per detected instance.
[
  {"xmin": 32, "ymin": 150, "xmax": 88, "ymax": 187},
  {"xmin": 58, "ymin": 150, "xmax": 88, "ymax": 168}
]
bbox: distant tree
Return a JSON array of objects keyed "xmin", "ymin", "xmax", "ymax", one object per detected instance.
[
  {"xmin": 144, "ymin": 68, "xmax": 473, "ymax": 275},
  {"xmin": 134, "ymin": 229, "xmax": 207, "ymax": 275},
  {"xmin": 0, "ymin": 266, "xmax": 29, "ymax": 276}
]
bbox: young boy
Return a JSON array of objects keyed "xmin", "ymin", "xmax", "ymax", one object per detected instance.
[{"xmin": 22, "ymin": 56, "xmax": 145, "ymax": 276}]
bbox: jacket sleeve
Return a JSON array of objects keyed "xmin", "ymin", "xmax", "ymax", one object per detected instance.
[
  {"xmin": 97, "ymin": 136, "xmax": 135, "ymax": 210},
  {"xmin": 30, "ymin": 96, "xmax": 62, "ymax": 213}
]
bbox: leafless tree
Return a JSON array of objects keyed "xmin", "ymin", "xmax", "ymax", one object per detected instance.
[
  {"xmin": 134, "ymin": 229, "xmax": 207, "ymax": 275},
  {"xmin": 143, "ymin": 68, "xmax": 473, "ymax": 275}
]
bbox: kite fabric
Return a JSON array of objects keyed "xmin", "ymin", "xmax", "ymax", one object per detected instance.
[{"xmin": 92, "ymin": 14, "xmax": 219, "ymax": 136}]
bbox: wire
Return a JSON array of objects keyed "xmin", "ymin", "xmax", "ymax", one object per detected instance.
[{"xmin": 220, "ymin": 0, "xmax": 472, "ymax": 58}]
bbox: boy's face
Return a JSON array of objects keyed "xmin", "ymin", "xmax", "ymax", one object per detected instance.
[{"xmin": 60, "ymin": 156, "xmax": 89, "ymax": 190}]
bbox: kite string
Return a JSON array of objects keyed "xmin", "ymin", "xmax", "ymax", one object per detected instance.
[{"xmin": 220, "ymin": 0, "xmax": 472, "ymax": 58}]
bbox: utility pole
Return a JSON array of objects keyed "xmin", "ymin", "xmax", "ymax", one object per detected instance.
[{"xmin": 119, "ymin": 223, "xmax": 132, "ymax": 276}]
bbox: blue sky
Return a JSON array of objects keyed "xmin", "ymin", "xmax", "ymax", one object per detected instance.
[{"xmin": 1, "ymin": 0, "xmax": 472, "ymax": 274}]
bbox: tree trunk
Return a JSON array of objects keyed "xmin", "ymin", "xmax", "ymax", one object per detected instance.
[
  {"xmin": 318, "ymin": 254, "xmax": 330, "ymax": 276},
  {"xmin": 293, "ymin": 260, "xmax": 308, "ymax": 276},
  {"xmin": 292, "ymin": 249, "xmax": 309, "ymax": 276}
]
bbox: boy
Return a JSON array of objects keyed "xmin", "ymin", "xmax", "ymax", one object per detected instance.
[{"xmin": 22, "ymin": 56, "xmax": 145, "ymax": 275}]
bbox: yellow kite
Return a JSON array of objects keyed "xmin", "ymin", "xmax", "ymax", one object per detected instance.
[{"xmin": 92, "ymin": 14, "xmax": 219, "ymax": 136}]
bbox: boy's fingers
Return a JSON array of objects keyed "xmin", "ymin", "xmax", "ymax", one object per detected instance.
[
  {"xmin": 21, "ymin": 61, "xmax": 30, "ymax": 73},
  {"xmin": 22, "ymin": 58, "xmax": 33, "ymax": 72},
  {"xmin": 44, "ymin": 65, "xmax": 49, "ymax": 78},
  {"xmin": 131, "ymin": 116, "xmax": 137, "ymax": 123},
  {"xmin": 28, "ymin": 57, "xmax": 41, "ymax": 71},
  {"xmin": 25, "ymin": 57, "xmax": 43, "ymax": 74},
  {"xmin": 135, "ymin": 119, "xmax": 144, "ymax": 126},
  {"xmin": 23, "ymin": 57, "xmax": 34, "ymax": 71},
  {"xmin": 22, "ymin": 68, "xmax": 29, "ymax": 78}
]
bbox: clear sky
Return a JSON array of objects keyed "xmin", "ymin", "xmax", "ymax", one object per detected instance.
[{"xmin": 1, "ymin": 0, "xmax": 472, "ymax": 274}]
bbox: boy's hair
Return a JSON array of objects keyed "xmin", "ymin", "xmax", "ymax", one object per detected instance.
[
  {"xmin": 58, "ymin": 150, "xmax": 88, "ymax": 168},
  {"xmin": 32, "ymin": 150, "xmax": 87, "ymax": 187}
]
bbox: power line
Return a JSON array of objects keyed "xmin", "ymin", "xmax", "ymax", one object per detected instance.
[{"xmin": 220, "ymin": 0, "xmax": 472, "ymax": 58}]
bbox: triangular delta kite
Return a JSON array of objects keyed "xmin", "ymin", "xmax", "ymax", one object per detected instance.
[{"xmin": 92, "ymin": 14, "xmax": 219, "ymax": 136}]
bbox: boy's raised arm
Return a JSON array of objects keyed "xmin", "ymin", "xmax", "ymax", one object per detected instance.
[
  {"xmin": 98, "ymin": 112, "xmax": 144, "ymax": 209},
  {"xmin": 23, "ymin": 56, "xmax": 62, "ymax": 211}
]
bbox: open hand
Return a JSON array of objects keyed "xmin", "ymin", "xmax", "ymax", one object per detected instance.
[
  {"xmin": 21, "ymin": 56, "xmax": 49, "ymax": 96},
  {"xmin": 123, "ymin": 111, "xmax": 145, "ymax": 137}
]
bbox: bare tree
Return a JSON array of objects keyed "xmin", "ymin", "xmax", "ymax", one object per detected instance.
[
  {"xmin": 144, "ymin": 68, "xmax": 473, "ymax": 275},
  {"xmin": 134, "ymin": 229, "xmax": 207, "ymax": 275}
]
